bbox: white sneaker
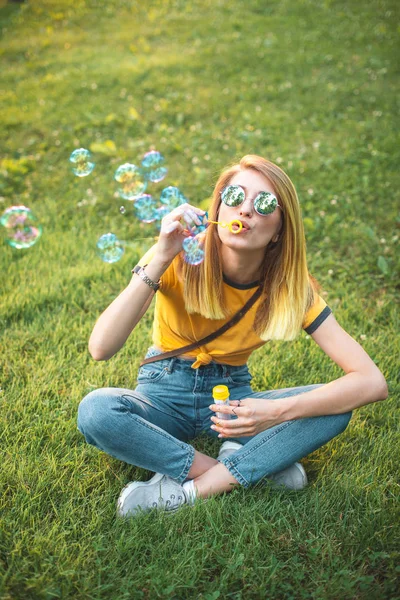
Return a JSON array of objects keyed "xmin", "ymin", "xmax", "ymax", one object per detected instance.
[
  {"xmin": 217, "ymin": 440, "xmax": 243, "ymax": 462},
  {"xmin": 269, "ymin": 462, "xmax": 308, "ymax": 490},
  {"xmin": 117, "ymin": 473, "xmax": 189, "ymax": 518},
  {"xmin": 218, "ymin": 441, "xmax": 308, "ymax": 490}
]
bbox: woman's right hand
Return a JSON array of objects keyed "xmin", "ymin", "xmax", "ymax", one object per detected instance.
[{"xmin": 154, "ymin": 203, "xmax": 206, "ymax": 265}]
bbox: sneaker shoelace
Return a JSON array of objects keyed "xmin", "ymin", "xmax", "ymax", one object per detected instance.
[{"xmin": 153, "ymin": 491, "xmax": 187, "ymax": 511}]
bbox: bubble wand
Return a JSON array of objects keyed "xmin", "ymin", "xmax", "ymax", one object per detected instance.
[{"xmin": 206, "ymin": 218, "xmax": 243, "ymax": 234}]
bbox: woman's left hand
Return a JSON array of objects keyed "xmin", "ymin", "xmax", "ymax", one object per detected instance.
[{"xmin": 209, "ymin": 398, "xmax": 284, "ymax": 438}]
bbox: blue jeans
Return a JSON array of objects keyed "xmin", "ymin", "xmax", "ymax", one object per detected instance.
[{"xmin": 77, "ymin": 347, "xmax": 352, "ymax": 488}]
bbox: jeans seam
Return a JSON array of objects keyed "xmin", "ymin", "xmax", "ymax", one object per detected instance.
[
  {"xmin": 177, "ymin": 444, "xmax": 195, "ymax": 483},
  {"xmin": 221, "ymin": 459, "xmax": 250, "ymax": 488},
  {"xmin": 231, "ymin": 420, "xmax": 295, "ymax": 464}
]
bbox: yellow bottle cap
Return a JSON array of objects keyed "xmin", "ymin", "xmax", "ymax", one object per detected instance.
[{"xmin": 212, "ymin": 385, "xmax": 230, "ymax": 400}]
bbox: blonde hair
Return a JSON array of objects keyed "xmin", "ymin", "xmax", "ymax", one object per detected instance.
[{"xmin": 177, "ymin": 155, "xmax": 318, "ymax": 340}]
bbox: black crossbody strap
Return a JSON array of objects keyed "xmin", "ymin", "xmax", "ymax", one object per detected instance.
[{"xmin": 139, "ymin": 287, "xmax": 262, "ymax": 367}]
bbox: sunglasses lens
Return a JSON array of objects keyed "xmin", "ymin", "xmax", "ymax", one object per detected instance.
[
  {"xmin": 254, "ymin": 192, "xmax": 278, "ymax": 215},
  {"xmin": 221, "ymin": 185, "xmax": 245, "ymax": 207}
]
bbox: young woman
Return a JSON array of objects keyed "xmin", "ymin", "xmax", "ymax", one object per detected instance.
[{"xmin": 78, "ymin": 155, "xmax": 388, "ymax": 517}]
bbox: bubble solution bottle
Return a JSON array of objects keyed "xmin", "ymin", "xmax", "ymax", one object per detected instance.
[{"xmin": 212, "ymin": 385, "xmax": 232, "ymax": 421}]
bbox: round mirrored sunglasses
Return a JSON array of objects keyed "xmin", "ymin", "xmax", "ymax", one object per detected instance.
[{"xmin": 220, "ymin": 185, "xmax": 282, "ymax": 216}]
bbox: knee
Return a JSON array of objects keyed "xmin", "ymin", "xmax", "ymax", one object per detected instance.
[{"xmin": 77, "ymin": 388, "xmax": 116, "ymax": 441}]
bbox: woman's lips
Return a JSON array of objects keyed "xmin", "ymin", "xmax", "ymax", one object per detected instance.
[{"xmin": 232, "ymin": 220, "xmax": 250, "ymax": 233}]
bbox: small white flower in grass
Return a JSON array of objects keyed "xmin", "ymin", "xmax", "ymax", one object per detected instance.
[
  {"xmin": 330, "ymin": 198, "xmax": 337, "ymax": 205},
  {"xmin": 319, "ymin": 210, "xmax": 326, "ymax": 217},
  {"xmin": 328, "ymin": 269, "xmax": 334, "ymax": 275},
  {"xmin": 380, "ymin": 238, "xmax": 386, "ymax": 244},
  {"xmin": 360, "ymin": 334, "xmax": 367, "ymax": 341},
  {"xmin": 276, "ymin": 157, "xmax": 283, "ymax": 164},
  {"xmin": 307, "ymin": 188, "xmax": 314, "ymax": 195},
  {"xmin": 192, "ymin": 157, "xmax": 199, "ymax": 164}
]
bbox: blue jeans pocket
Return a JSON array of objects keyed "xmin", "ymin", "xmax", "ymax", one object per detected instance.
[
  {"xmin": 227, "ymin": 365, "xmax": 253, "ymax": 387},
  {"xmin": 137, "ymin": 362, "xmax": 169, "ymax": 383}
]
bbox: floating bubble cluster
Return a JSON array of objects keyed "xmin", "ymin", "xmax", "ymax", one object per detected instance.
[
  {"xmin": 141, "ymin": 151, "xmax": 168, "ymax": 183},
  {"xmin": 0, "ymin": 205, "xmax": 42, "ymax": 249},
  {"xmin": 70, "ymin": 148, "xmax": 95, "ymax": 177},
  {"xmin": 96, "ymin": 233, "xmax": 125, "ymax": 263},
  {"xmin": 114, "ymin": 163, "xmax": 147, "ymax": 200},
  {"xmin": 68, "ymin": 146, "xmax": 208, "ymax": 266}
]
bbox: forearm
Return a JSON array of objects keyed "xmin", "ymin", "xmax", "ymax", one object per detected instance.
[
  {"xmin": 88, "ymin": 255, "xmax": 171, "ymax": 360},
  {"xmin": 277, "ymin": 370, "xmax": 388, "ymax": 421}
]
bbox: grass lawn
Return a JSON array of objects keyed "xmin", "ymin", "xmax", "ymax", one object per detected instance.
[{"xmin": 1, "ymin": 0, "xmax": 399, "ymax": 598}]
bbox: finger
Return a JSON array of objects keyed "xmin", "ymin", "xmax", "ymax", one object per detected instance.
[
  {"xmin": 163, "ymin": 221, "xmax": 183, "ymax": 234},
  {"xmin": 182, "ymin": 211, "xmax": 198, "ymax": 226},
  {"xmin": 209, "ymin": 404, "xmax": 241, "ymax": 416},
  {"xmin": 209, "ymin": 404, "xmax": 231, "ymax": 413},
  {"xmin": 182, "ymin": 203, "xmax": 206, "ymax": 216},
  {"xmin": 213, "ymin": 425, "xmax": 252, "ymax": 438}
]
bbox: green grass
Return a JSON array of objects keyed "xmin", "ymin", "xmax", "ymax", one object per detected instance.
[{"xmin": 1, "ymin": 0, "xmax": 399, "ymax": 598}]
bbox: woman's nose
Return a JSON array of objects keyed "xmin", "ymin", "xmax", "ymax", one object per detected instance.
[{"xmin": 239, "ymin": 199, "xmax": 254, "ymax": 217}]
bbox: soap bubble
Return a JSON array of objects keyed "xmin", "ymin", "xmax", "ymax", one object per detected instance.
[
  {"xmin": 96, "ymin": 232, "xmax": 124, "ymax": 263},
  {"xmin": 153, "ymin": 204, "xmax": 171, "ymax": 230},
  {"xmin": 69, "ymin": 148, "xmax": 95, "ymax": 177},
  {"xmin": 0, "ymin": 205, "xmax": 42, "ymax": 249},
  {"xmin": 115, "ymin": 163, "xmax": 147, "ymax": 200},
  {"xmin": 182, "ymin": 236, "xmax": 205, "ymax": 265},
  {"xmin": 187, "ymin": 212, "xmax": 208, "ymax": 237},
  {"xmin": 133, "ymin": 194, "xmax": 158, "ymax": 223},
  {"xmin": 141, "ymin": 151, "xmax": 168, "ymax": 183},
  {"xmin": 160, "ymin": 186, "xmax": 187, "ymax": 209}
]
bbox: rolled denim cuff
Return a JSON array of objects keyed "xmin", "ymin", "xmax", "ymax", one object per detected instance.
[
  {"xmin": 176, "ymin": 443, "xmax": 196, "ymax": 484},
  {"xmin": 220, "ymin": 458, "xmax": 250, "ymax": 488}
]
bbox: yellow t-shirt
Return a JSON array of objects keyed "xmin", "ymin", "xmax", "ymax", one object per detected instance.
[{"xmin": 139, "ymin": 246, "xmax": 331, "ymax": 368}]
